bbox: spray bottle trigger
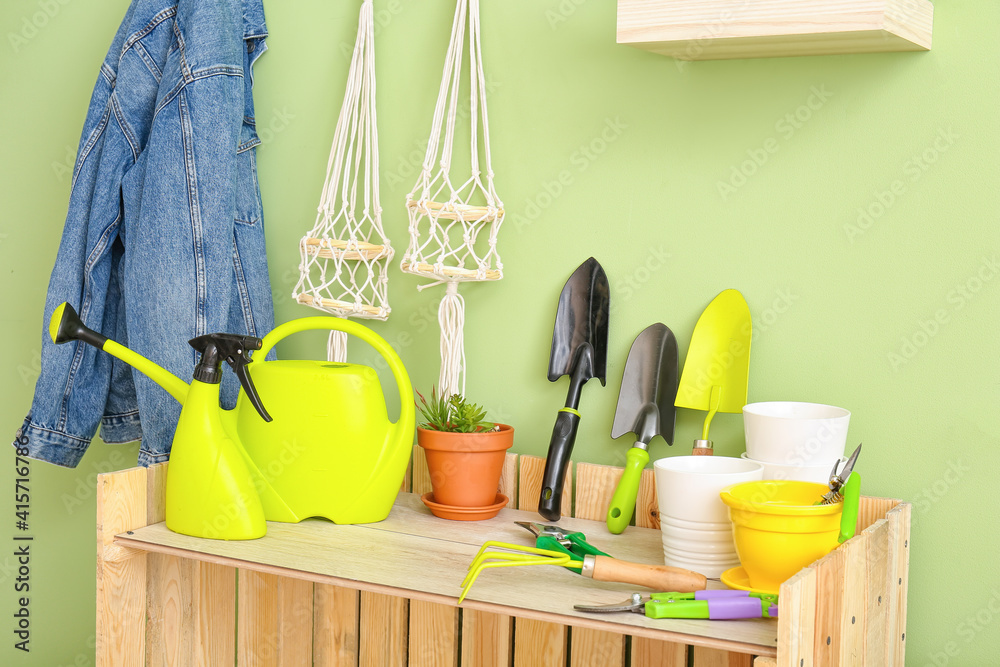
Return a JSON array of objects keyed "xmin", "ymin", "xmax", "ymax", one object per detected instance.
[
  {"xmin": 229, "ymin": 349, "xmax": 271, "ymax": 423},
  {"xmin": 189, "ymin": 334, "xmax": 272, "ymax": 422}
]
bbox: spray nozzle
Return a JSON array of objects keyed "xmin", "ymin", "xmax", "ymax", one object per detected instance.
[{"xmin": 189, "ymin": 334, "xmax": 271, "ymax": 422}]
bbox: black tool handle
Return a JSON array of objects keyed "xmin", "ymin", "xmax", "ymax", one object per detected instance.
[{"xmin": 538, "ymin": 409, "xmax": 580, "ymax": 521}]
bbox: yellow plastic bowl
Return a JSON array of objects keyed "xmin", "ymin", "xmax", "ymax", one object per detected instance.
[{"xmin": 720, "ymin": 480, "xmax": 843, "ymax": 591}]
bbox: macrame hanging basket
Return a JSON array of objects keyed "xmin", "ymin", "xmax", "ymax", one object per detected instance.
[
  {"xmin": 401, "ymin": 0, "xmax": 504, "ymax": 398},
  {"xmin": 293, "ymin": 0, "xmax": 392, "ymax": 362}
]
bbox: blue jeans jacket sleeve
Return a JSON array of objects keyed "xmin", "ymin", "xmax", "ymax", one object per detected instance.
[{"xmin": 16, "ymin": 0, "xmax": 274, "ymax": 468}]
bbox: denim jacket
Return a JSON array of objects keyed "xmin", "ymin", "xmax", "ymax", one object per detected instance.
[{"xmin": 15, "ymin": 0, "xmax": 275, "ymax": 467}]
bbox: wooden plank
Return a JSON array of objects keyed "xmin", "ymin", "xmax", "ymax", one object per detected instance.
[
  {"xmin": 837, "ymin": 535, "xmax": 868, "ymax": 664},
  {"xmin": 518, "ymin": 454, "xmax": 571, "ymax": 518},
  {"xmin": 409, "ymin": 444, "xmax": 459, "ymax": 667},
  {"xmin": 632, "ymin": 636, "xmax": 687, "ymax": 667},
  {"xmin": 811, "ymin": 547, "xmax": 846, "ymax": 666},
  {"xmin": 693, "ymin": 647, "xmax": 753, "ymax": 666},
  {"xmin": 616, "ymin": 0, "xmax": 933, "ymax": 61},
  {"xmin": 499, "ymin": 452, "xmax": 518, "ymax": 507},
  {"xmin": 855, "ymin": 496, "xmax": 899, "ymax": 534},
  {"xmin": 573, "ymin": 463, "xmax": 627, "ymax": 667},
  {"xmin": 632, "ymin": 467, "xmax": 686, "ymax": 667},
  {"xmin": 97, "ymin": 467, "xmax": 149, "ymax": 667},
  {"xmin": 513, "ymin": 619, "xmax": 567, "ymax": 667},
  {"xmin": 778, "ymin": 567, "xmax": 817, "ymax": 667},
  {"xmin": 238, "ymin": 570, "xmax": 278, "ymax": 666},
  {"xmin": 409, "ymin": 600, "xmax": 458, "ymax": 667},
  {"xmin": 462, "ymin": 610, "xmax": 512, "ymax": 667},
  {"xmin": 885, "ymin": 503, "xmax": 911, "ymax": 666},
  {"xmin": 754, "ymin": 659, "xmax": 778, "ymax": 667},
  {"xmin": 277, "ymin": 577, "xmax": 314, "ymax": 666},
  {"xmin": 862, "ymin": 521, "xmax": 890, "ymax": 664},
  {"xmin": 515, "ymin": 455, "xmax": 569, "ymax": 666},
  {"xmin": 314, "ymin": 584, "xmax": 360, "ymax": 667},
  {"xmin": 195, "ymin": 563, "xmax": 237, "ymax": 666},
  {"xmin": 360, "ymin": 592, "xmax": 408, "ymax": 667}
]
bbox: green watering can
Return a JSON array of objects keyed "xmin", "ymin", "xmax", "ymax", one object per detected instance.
[{"xmin": 49, "ymin": 303, "xmax": 414, "ymax": 540}]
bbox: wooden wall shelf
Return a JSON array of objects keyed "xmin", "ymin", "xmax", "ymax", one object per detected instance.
[{"xmin": 617, "ymin": 0, "xmax": 933, "ymax": 61}]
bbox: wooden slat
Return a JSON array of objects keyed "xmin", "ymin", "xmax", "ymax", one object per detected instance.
[
  {"xmin": 778, "ymin": 567, "xmax": 817, "ymax": 667},
  {"xmin": 885, "ymin": 504, "xmax": 911, "ymax": 666},
  {"xmin": 278, "ymin": 577, "xmax": 314, "ymax": 665},
  {"xmin": 238, "ymin": 570, "xmax": 278, "ymax": 666},
  {"xmin": 862, "ymin": 521, "xmax": 890, "ymax": 663},
  {"xmin": 811, "ymin": 548, "xmax": 846, "ymax": 666},
  {"xmin": 512, "ymin": 619, "xmax": 567, "ymax": 667},
  {"xmin": 360, "ymin": 592, "xmax": 408, "ymax": 667},
  {"xmin": 145, "ymin": 464, "xmax": 237, "ymax": 667},
  {"xmin": 518, "ymin": 454, "xmax": 571, "ymax": 518},
  {"xmin": 837, "ymin": 535, "xmax": 868, "ymax": 662},
  {"xmin": 754, "ymin": 659, "xmax": 778, "ymax": 667},
  {"xmin": 409, "ymin": 445, "xmax": 459, "ymax": 667},
  {"xmin": 514, "ymin": 455, "xmax": 569, "ymax": 666},
  {"xmin": 693, "ymin": 647, "xmax": 753, "ymax": 666},
  {"xmin": 462, "ymin": 610, "xmax": 513, "ymax": 667},
  {"xmin": 409, "ymin": 600, "xmax": 458, "ymax": 667},
  {"xmin": 572, "ymin": 463, "xmax": 627, "ymax": 667},
  {"xmin": 97, "ymin": 467, "xmax": 149, "ymax": 667},
  {"xmin": 498, "ymin": 452, "xmax": 518, "ymax": 507},
  {"xmin": 633, "ymin": 467, "xmax": 686, "ymax": 667},
  {"xmin": 314, "ymin": 584, "xmax": 360, "ymax": 667},
  {"xmin": 856, "ymin": 496, "xmax": 900, "ymax": 534}
]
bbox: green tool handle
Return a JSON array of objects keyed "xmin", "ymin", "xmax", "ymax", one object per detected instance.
[
  {"xmin": 606, "ymin": 446, "xmax": 649, "ymax": 534},
  {"xmin": 838, "ymin": 472, "xmax": 861, "ymax": 543},
  {"xmin": 536, "ymin": 533, "xmax": 609, "ymax": 563},
  {"xmin": 254, "ymin": 316, "xmax": 413, "ymax": 430}
]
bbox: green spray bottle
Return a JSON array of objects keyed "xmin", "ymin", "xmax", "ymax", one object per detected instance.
[{"xmin": 50, "ymin": 303, "xmax": 272, "ymax": 540}]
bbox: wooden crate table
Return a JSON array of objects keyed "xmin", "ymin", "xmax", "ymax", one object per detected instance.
[{"xmin": 95, "ymin": 452, "xmax": 910, "ymax": 666}]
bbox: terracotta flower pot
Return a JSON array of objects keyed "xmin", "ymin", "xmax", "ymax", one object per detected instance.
[{"xmin": 417, "ymin": 424, "xmax": 514, "ymax": 507}]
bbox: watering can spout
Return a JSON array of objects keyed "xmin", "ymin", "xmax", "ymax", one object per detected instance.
[{"xmin": 49, "ymin": 302, "xmax": 190, "ymax": 404}]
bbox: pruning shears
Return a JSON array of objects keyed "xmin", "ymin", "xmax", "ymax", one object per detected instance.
[
  {"xmin": 574, "ymin": 590, "xmax": 779, "ymax": 620},
  {"xmin": 514, "ymin": 521, "xmax": 611, "ymax": 565}
]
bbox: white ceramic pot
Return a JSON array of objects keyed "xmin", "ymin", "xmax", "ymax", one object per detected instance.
[
  {"xmin": 740, "ymin": 453, "xmax": 846, "ymax": 484},
  {"xmin": 742, "ymin": 401, "xmax": 850, "ymax": 464},
  {"xmin": 653, "ymin": 456, "xmax": 764, "ymax": 525}
]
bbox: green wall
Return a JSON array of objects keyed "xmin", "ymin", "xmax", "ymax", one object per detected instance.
[{"xmin": 2, "ymin": 1, "xmax": 998, "ymax": 664}]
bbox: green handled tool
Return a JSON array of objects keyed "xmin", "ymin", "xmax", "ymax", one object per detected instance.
[
  {"xmin": 575, "ymin": 590, "xmax": 778, "ymax": 620},
  {"xmin": 606, "ymin": 323, "xmax": 677, "ymax": 534}
]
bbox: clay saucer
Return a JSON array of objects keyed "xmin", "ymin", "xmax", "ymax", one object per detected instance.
[{"xmin": 421, "ymin": 492, "xmax": 509, "ymax": 521}]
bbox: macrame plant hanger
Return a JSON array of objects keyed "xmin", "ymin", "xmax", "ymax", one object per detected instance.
[
  {"xmin": 401, "ymin": 0, "xmax": 503, "ymax": 398},
  {"xmin": 293, "ymin": 0, "xmax": 392, "ymax": 362}
]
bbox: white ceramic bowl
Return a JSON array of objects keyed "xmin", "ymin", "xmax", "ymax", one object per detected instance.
[
  {"xmin": 659, "ymin": 515, "xmax": 734, "ymax": 532},
  {"xmin": 654, "ymin": 456, "xmax": 764, "ymax": 525},
  {"xmin": 659, "ymin": 523, "xmax": 734, "ymax": 545},
  {"xmin": 660, "ymin": 534, "xmax": 738, "ymax": 555},
  {"xmin": 663, "ymin": 541, "xmax": 738, "ymax": 563},
  {"xmin": 743, "ymin": 402, "xmax": 850, "ymax": 465},
  {"xmin": 740, "ymin": 453, "xmax": 846, "ymax": 484},
  {"xmin": 661, "ymin": 552, "xmax": 739, "ymax": 578}
]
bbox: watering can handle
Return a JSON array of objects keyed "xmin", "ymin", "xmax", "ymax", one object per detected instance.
[{"xmin": 255, "ymin": 317, "xmax": 414, "ymax": 427}]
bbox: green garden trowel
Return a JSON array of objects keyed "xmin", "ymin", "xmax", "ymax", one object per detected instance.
[
  {"xmin": 606, "ymin": 323, "xmax": 677, "ymax": 534},
  {"xmin": 674, "ymin": 290, "xmax": 752, "ymax": 455}
]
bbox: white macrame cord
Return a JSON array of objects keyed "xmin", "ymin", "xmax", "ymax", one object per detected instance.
[
  {"xmin": 293, "ymin": 0, "xmax": 392, "ymax": 362},
  {"xmin": 402, "ymin": 0, "xmax": 504, "ymax": 398}
]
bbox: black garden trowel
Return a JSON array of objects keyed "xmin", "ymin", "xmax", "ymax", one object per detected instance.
[
  {"xmin": 537, "ymin": 258, "xmax": 609, "ymax": 521},
  {"xmin": 605, "ymin": 323, "xmax": 677, "ymax": 534}
]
